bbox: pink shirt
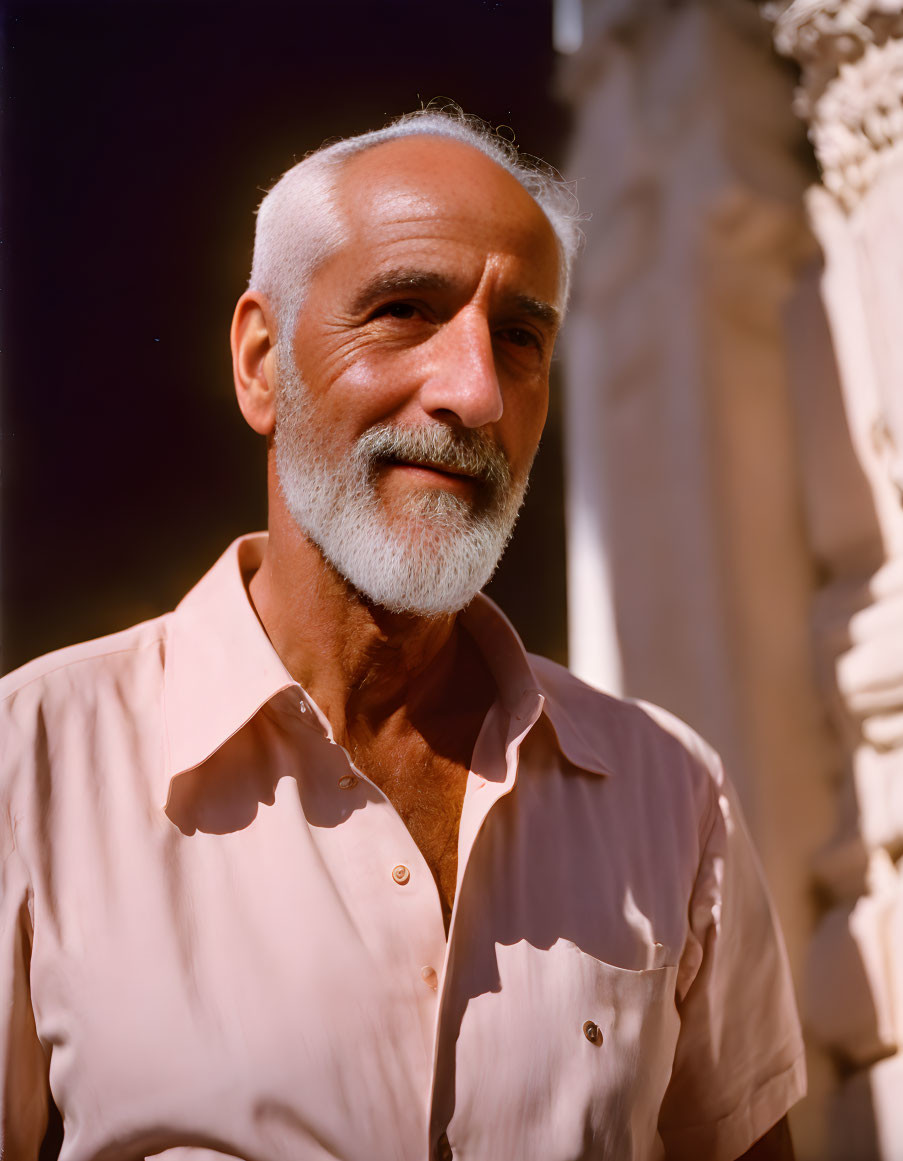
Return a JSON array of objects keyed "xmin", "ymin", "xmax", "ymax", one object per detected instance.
[{"xmin": 1, "ymin": 535, "xmax": 804, "ymax": 1161}]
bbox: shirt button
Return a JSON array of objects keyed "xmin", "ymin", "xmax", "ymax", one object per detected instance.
[
  {"xmin": 392, "ymin": 865, "xmax": 411, "ymax": 885},
  {"xmin": 421, "ymin": 965, "xmax": 438, "ymax": 990},
  {"xmin": 435, "ymin": 1132, "xmax": 453, "ymax": 1161},
  {"xmin": 338, "ymin": 775, "xmax": 358, "ymax": 789},
  {"xmin": 583, "ymin": 1020, "xmax": 603, "ymax": 1045}
]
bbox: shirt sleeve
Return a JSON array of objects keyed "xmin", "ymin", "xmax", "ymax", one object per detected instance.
[
  {"xmin": 657, "ymin": 766, "xmax": 806, "ymax": 1161},
  {"xmin": 1, "ymin": 729, "xmax": 50, "ymax": 1157}
]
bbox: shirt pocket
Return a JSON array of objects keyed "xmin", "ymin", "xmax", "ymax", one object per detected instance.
[{"xmin": 449, "ymin": 938, "xmax": 680, "ymax": 1161}]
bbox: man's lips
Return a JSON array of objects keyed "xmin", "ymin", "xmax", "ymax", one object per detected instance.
[{"xmin": 382, "ymin": 457, "xmax": 483, "ymax": 484}]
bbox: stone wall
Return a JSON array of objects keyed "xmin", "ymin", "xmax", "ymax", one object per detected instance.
[
  {"xmin": 769, "ymin": 3, "xmax": 903, "ymax": 1156},
  {"xmin": 559, "ymin": 0, "xmax": 903, "ymax": 1154}
]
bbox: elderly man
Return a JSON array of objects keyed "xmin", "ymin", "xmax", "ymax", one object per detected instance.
[{"xmin": 1, "ymin": 110, "xmax": 804, "ymax": 1160}]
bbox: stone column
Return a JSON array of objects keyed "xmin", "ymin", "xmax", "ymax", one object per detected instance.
[
  {"xmin": 767, "ymin": 3, "xmax": 903, "ymax": 1157},
  {"xmin": 559, "ymin": 2, "xmax": 837, "ymax": 1154}
]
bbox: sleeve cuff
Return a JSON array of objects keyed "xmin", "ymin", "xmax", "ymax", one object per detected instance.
[{"xmin": 661, "ymin": 1052, "xmax": 807, "ymax": 1161}]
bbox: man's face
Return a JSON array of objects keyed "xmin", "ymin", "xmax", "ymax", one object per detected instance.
[{"xmin": 273, "ymin": 135, "xmax": 562, "ymax": 616}]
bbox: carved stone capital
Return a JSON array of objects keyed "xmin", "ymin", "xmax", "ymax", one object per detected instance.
[
  {"xmin": 768, "ymin": 0, "xmax": 903, "ymax": 67},
  {"xmin": 764, "ymin": 1, "xmax": 903, "ymax": 208}
]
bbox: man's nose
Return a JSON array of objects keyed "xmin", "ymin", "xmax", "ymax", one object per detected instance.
[{"xmin": 417, "ymin": 311, "xmax": 504, "ymax": 429}]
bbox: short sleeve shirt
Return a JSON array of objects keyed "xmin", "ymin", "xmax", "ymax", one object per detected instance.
[{"xmin": 0, "ymin": 534, "xmax": 805, "ymax": 1161}]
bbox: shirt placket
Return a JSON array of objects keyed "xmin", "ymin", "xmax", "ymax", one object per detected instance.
[
  {"xmin": 299, "ymin": 687, "xmax": 452, "ymax": 1105},
  {"xmin": 425, "ymin": 690, "xmax": 545, "ymax": 1161}
]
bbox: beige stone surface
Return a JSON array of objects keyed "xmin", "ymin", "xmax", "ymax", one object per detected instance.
[
  {"xmin": 560, "ymin": 4, "xmax": 839, "ymax": 1155},
  {"xmin": 764, "ymin": 1, "xmax": 903, "ymax": 1154},
  {"xmin": 562, "ymin": 0, "xmax": 903, "ymax": 1152},
  {"xmin": 805, "ymin": 853, "xmax": 899, "ymax": 1064},
  {"xmin": 562, "ymin": 0, "xmax": 903, "ymax": 1154},
  {"xmin": 831, "ymin": 1049, "xmax": 903, "ymax": 1161}
]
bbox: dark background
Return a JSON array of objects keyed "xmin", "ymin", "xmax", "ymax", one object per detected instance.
[{"xmin": 1, "ymin": 0, "xmax": 571, "ymax": 683}]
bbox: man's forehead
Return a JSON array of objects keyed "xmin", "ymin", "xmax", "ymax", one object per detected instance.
[
  {"xmin": 334, "ymin": 135, "xmax": 551, "ymax": 234},
  {"xmin": 323, "ymin": 135, "xmax": 562, "ymax": 305}
]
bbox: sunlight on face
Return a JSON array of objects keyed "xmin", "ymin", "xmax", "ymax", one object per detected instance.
[
  {"xmin": 273, "ymin": 345, "xmax": 533, "ymax": 616},
  {"xmin": 272, "ymin": 137, "xmax": 560, "ymax": 615}
]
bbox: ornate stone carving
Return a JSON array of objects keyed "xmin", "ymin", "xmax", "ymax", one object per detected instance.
[
  {"xmin": 763, "ymin": 1, "xmax": 903, "ymax": 1155},
  {"xmin": 770, "ymin": 0, "xmax": 903, "ymax": 64},
  {"xmin": 767, "ymin": 0, "xmax": 903, "ymax": 207}
]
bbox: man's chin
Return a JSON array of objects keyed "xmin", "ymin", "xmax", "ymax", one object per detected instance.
[
  {"xmin": 283, "ymin": 484, "xmax": 514, "ymax": 618},
  {"xmin": 321, "ymin": 531, "xmax": 498, "ymax": 619},
  {"xmin": 358, "ymin": 589, "xmax": 477, "ymax": 620}
]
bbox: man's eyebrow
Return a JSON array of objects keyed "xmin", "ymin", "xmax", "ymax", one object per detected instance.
[
  {"xmin": 350, "ymin": 270, "xmax": 455, "ymax": 315},
  {"xmin": 350, "ymin": 269, "xmax": 561, "ymax": 331},
  {"xmin": 508, "ymin": 294, "xmax": 561, "ymax": 331}
]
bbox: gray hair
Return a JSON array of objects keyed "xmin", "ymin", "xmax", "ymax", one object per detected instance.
[{"xmin": 248, "ymin": 105, "xmax": 583, "ymax": 342}]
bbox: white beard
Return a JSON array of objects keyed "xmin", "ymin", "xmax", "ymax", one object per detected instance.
[{"xmin": 273, "ymin": 347, "xmax": 532, "ymax": 617}]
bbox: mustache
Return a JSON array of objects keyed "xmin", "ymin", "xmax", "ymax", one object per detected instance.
[{"xmin": 356, "ymin": 424, "xmax": 512, "ymax": 491}]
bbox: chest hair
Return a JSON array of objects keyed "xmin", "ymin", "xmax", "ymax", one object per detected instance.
[{"xmin": 350, "ymin": 727, "xmax": 475, "ymax": 931}]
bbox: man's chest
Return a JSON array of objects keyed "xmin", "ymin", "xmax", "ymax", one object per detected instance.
[
  {"xmin": 27, "ymin": 715, "xmax": 700, "ymax": 1161},
  {"xmin": 350, "ymin": 732, "xmax": 470, "ymax": 926}
]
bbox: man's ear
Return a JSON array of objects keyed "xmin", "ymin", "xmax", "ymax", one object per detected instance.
[{"xmin": 231, "ymin": 290, "xmax": 281, "ymax": 436}]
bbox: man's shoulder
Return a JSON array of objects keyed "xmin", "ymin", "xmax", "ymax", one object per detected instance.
[
  {"xmin": 0, "ymin": 617, "xmax": 173, "ymax": 817},
  {"xmin": 0, "ymin": 615, "xmax": 171, "ymax": 714},
  {"xmin": 528, "ymin": 652, "xmax": 725, "ymax": 791}
]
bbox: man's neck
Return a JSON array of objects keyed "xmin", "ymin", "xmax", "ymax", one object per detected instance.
[
  {"xmin": 248, "ymin": 513, "xmax": 478, "ymax": 749},
  {"xmin": 250, "ymin": 507, "xmax": 499, "ymax": 927}
]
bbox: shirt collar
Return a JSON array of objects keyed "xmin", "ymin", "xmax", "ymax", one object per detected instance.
[
  {"xmin": 461, "ymin": 595, "xmax": 613, "ymax": 778},
  {"xmin": 162, "ymin": 534, "xmax": 613, "ymax": 804},
  {"xmin": 162, "ymin": 534, "xmax": 299, "ymax": 801}
]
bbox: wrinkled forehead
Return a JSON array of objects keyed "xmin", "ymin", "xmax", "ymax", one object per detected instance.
[{"xmin": 331, "ymin": 136, "xmax": 561, "ymax": 280}]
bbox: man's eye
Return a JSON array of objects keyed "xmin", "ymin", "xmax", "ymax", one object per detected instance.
[
  {"xmin": 500, "ymin": 327, "xmax": 540, "ymax": 350},
  {"xmin": 376, "ymin": 302, "xmax": 418, "ymax": 320}
]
